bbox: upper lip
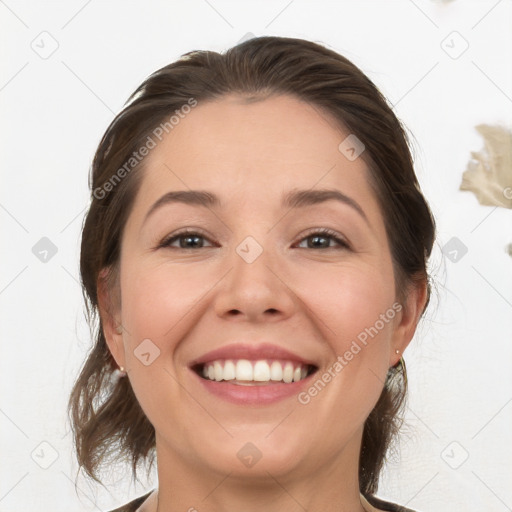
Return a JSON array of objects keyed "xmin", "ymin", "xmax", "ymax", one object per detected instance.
[{"xmin": 188, "ymin": 343, "xmax": 319, "ymax": 368}]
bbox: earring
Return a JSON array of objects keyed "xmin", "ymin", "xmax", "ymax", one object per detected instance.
[
  {"xmin": 112, "ymin": 365, "xmax": 127, "ymax": 379},
  {"xmin": 109, "ymin": 365, "xmax": 127, "ymax": 386},
  {"xmin": 395, "ymin": 349, "xmax": 400, "ymax": 354},
  {"xmin": 115, "ymin": 325, "xmax": 123, "ymax": 334}
]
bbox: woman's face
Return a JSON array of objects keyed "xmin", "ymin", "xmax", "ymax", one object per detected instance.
[{"xmin": 103, "ymin": 94, "xmax": 421, "ymax": 482}]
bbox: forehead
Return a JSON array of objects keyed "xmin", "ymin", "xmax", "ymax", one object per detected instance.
[{"xmin": 129, "ymin": 93, "xmax": 380, "ymax": 221}]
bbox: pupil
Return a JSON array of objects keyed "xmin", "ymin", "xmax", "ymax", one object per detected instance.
[{"xmin": 182, "ymin": 235, "xmax": 202, "ymax": 248}]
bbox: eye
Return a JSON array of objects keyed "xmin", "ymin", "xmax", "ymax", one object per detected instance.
[
  {"xmin": 157, "ymin": 228, "xmax": 350, "ymax": 251},
  {"xmin": 295, "ymin": 228, "xmax": 350, "ymax": 250},
  {"xmin": 158, "ymin": 229, "xmax": 215, "ymax": 249}
]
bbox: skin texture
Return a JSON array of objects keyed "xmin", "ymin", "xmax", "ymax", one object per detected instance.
[{"xmin": 99, "ymin": 94, "xmax": 427, "ymax": 512}]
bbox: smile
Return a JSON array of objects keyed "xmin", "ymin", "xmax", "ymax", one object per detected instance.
[{"xmin": 188, "ymin": 342, "xmax": 320, "ymax": 404}]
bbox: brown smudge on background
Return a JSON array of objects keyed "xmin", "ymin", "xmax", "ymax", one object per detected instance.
[
  {"xmin": 460, "ymin": 124, "xmax": 512, "ymax": 209},
  {"xmin": 460, "ymin": 124, "xmax": 512, "ymax": 257}
]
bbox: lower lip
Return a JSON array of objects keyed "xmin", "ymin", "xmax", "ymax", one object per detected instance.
[{"xmin": 191, "ymin": 369, "xmax": 316, "ymax": 405}]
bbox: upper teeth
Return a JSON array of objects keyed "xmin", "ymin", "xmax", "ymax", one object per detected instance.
[{"xmin": 201, "ymin": 359, "xmax": 309, "ymax": 383}]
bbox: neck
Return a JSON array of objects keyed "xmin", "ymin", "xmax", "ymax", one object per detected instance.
[{"xmin": 150, "ymin": 428, "xmax": 370, "ymax": 512}]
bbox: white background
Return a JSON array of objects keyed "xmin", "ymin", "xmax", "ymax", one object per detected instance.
[{"xmin": 1, "ymin": 1, "xmax": 511, "ymax": 511}]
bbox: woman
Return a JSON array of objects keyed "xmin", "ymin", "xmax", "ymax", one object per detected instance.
[{"xmin": 68, "ymin": 36, "xmax": 436, "ymax": 512}]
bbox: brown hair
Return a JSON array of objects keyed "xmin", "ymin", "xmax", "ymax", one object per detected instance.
[{"xmin": 68, "ymin": 36, "xmax": 436, "ymax": 497}]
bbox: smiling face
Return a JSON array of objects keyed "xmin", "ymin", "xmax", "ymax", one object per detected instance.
[{"xmin": 100, "ymin": 93, "xmax": 422, "ymax": 491}]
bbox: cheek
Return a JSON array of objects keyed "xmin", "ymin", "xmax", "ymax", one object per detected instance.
[
  {"xmin": 292, "ymin": 261, "xmax": 396, "ymax": 409},
  {"xmin": 119, "ymin": 260, "xmax": 217, "ymax": 345},
  {"xmin": 293, "ymin": 260, "xmax": 396, "ymax": 344},
  {"xmin": 117, "ymin": 260, "xmax": 216, "ymax": 417}
]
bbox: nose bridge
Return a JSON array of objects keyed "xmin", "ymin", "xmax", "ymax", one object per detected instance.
[
  {"xmin": 213, "ymin": 230, "xmax": 295, "ymax": 321},
  {"xmin": 231, "ymin": 232, "xmax": 278, "ymax": 298}
]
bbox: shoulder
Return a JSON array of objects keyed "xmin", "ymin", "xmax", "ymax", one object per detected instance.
[
  {"xmin": 364, "ymin": 493, "xmax": 420, "ymax": 512},
  {"xmin": 106, "ymin": 490, "xmax": 154, "ymax": 512}
]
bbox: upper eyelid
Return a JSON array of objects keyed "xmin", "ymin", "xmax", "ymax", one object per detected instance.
[
  {"xmin": 295, "ymin": 228, "xmax": 348, "ymax": 244},
  {"xmin": 161, "ymin": 228, "xmax": 215, "ymax": 244}
]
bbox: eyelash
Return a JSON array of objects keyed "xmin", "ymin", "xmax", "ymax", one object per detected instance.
[{"xmin": 157, "ymin": 228, "xmax": 350, "ymax": 251}]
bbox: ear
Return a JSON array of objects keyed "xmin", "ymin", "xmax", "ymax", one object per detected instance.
[
  {"xmin": 97, "ymin": 267, "xmax": 125, "ymax": 369},
  {"xmin": 390, "ymin": 276, "xmax": 428, "ymax": 367}
]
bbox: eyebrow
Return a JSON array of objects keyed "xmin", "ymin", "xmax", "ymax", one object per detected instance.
[
  {"xmin": 282, "ymin": 188, "xmax": 369, "ymax": 224},
  {"xmin": 143, "ymin": 188, "xmax": 369, "ymax": 226}
]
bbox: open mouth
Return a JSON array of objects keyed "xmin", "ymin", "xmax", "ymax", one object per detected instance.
[{"xmin": 191, "ymin": 359, "xmax": 319, "ymax": 385}]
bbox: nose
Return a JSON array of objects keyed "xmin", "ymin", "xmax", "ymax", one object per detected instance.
[{"xmin": 213, "ymin": 243, "xmax": 297, "ymax": 324}]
